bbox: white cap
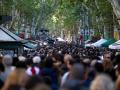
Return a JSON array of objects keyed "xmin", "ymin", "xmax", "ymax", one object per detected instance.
[
  {"xmin": 18, "ymin": 56, "xmax": 26, "ymax": 61},
  {"xmin": 33, "ymin": 56, "xmax": 41, "ymax": 64}
]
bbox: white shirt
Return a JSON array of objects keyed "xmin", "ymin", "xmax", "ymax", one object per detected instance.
[
  {"xmin": 26, "ymin": 66, "xmax": 40, "ymax": 76},
  {"xmin": 61, "ymin": 72, "xmax": 70, "ymax": 86}
]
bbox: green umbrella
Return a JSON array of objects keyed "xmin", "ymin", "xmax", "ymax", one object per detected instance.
[{"xmin": 102, "ymin": 38, "xmax": 116, "ymax": 47}]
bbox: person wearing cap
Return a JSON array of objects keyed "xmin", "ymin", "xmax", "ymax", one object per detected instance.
[{"xmin": 26, "ymin": 56, "xmax": 41, "ymax": 76}]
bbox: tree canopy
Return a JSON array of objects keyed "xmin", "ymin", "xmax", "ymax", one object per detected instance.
[{"xmin": 1, "ymin": 0, "xmax": 118, "ymax": 39}]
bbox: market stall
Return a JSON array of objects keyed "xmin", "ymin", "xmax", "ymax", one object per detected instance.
[
  {"xmin": 91, "ymin": 39, "xmax": 107, "ymax": 47},
  {"xmin": 0, "ymin": 26, "xmax": 37, "ymax": 55},
  {"xmin": 102, "ymin": 38, "xmax": 116, "ymax": 47},
  {"xmin": 109, "ymin": 40, "xmax": 120, "ymax": 49}
]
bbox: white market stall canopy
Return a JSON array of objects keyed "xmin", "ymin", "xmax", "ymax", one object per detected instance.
[
  {"xmin": 0, "ymin": 26, "xmax": 22, "ymax": 41},
  {"xmin": 0, "ymin": 26, "xmax": 37, "ymax": 49},
  {"xmin": 91, "ymin": 39, "xmax": 107, "ymax": 47},
  {"xmin": 109, "ymin": 40, "xmax": 120, "ymax": 49}
]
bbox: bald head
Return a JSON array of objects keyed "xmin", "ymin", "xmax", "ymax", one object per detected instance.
[{"xmin": 3, "ymin": 55, "xmax": 13, "ymax": 66}]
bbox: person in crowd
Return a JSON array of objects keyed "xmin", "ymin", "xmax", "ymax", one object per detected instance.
[
  {"xmin": 114, "ymin": 64, "xmax": 120, "ymax": 77},
  {"xmin": 90, "ymin": 60, "xmax": 97, "ymax": 67},
  {"xmin": 113, "ymin": 54, "xmax": 120, "ymax": 66},
  {"xmin": 69, "ymin": 63, "xmax": 85, "ymax": 81},
  {"xmin": 103, "ymin": 52, "xmax": 116, "ymax": 81},
  {"xmin": 93, "ymin": 61, "xmax": 104, "ymax": 74},
  {"xmin": 2, "ymin": 57, "xmax": 29, "ymax": 90},
  {"xmin": 115, "ymin": 75, "xmax": 120, "ymax": 90},
  {"xmin": 83, "ymin": 58, "xmax": 91, "ymax": 66},
  {"xmin": 69, "ymin": 63, "xmax": 90, "ymax": 89},
  {"xmin": 42, "ymin": 56, "xmax": 59, "ymax": 90},
  {"xmin": 0, "ymin": 55, "xmax": 14, "ymax": 82},
  {"xmin": 90, "ymin": 74, "xmax": 114, "ymax": 90},
  {"xmin": 61, "ymin": 56, "xmax": 75, "ymax": 86},
  {"xmin": 60, "ymin": 80, "xmax": 84, "ymax": 90},
  {"xmin": 64, "ymin": 54, "xmax": 73, "ymax": 65},
  {"xmin": 52, "ymin": 53, "xmax": 64, "ymax": 85},
  {"xmin": 6, "ymin": 85, "xmax": 25, "ymax": 90},
  {"xmin": 25, "ymin": 75, "xmax": 51, "ymax": 90},
  {"xmin": 103, "ymin": 52, "xmax": 113, "ymax": 71},
  {"xmin": 52, "ymin": 53, "xmax": 64, "ymax": 68},
  {"xmin": 26, "ymin": 56, "xmax": 41, "ymax": 76}
]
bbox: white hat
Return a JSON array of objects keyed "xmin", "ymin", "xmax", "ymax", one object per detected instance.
[
  {"xmin": 18, "ymin": 56, "xmax": 26, "ymax": 61},
  {"xmin": 33, "ymin": 56, "xmax": 41, "ymax": 63}
]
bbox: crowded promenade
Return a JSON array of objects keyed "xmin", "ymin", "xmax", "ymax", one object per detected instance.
[
  {"xmin": 1, "ymin": 0, "xmax": 120, "ymax": 90},
  {"xmin": 0, "ymin": 42, "xmax": 120, "ymax": 90}
]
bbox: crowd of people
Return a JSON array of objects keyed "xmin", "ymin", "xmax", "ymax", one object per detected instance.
[{"xmin": 0, "ymin": 43, "xmax": 120, "ymax": 90}]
